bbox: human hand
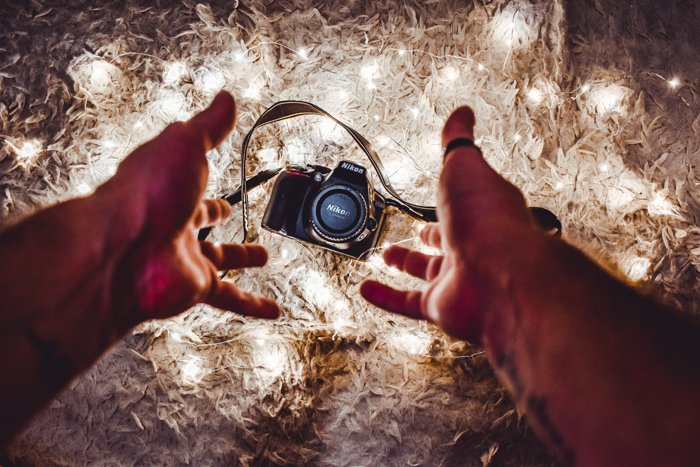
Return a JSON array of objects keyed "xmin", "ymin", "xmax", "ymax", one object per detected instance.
[
  {"xmin": 0, "ymin": 91, "xmax": 279, "ymax": 344},
  {"xmin": 99, "ymin": 91, "xmax": 280, "ymax": 328},
  {"xmin": 360, "ymin": 107, "xmax": 540, "ymax": 343}
]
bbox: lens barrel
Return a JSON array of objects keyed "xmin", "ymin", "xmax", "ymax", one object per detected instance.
[{"xmin": 310, "ymin": 184, "xmax": 368, "ymax": 242}]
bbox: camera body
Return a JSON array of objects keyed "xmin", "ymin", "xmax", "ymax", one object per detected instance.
[{"xmin": 261, "ymin": 161, "xmax": 387, "ymax": 260}]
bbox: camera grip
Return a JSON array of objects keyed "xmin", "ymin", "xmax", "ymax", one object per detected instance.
[{"xmin": 261, "ymin": 171, "xmax": 311, "ymax": 232}]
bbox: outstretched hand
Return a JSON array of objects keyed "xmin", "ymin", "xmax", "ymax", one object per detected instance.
[
  {"xmin": 100, "ymin": 91, "xmax": 280, "ymax": 327},
  {"xmin": 361, "ymin": 107, "xmax": 539, "ymax": 343}
]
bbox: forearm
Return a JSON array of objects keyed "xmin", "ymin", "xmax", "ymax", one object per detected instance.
[
  {"xmin": 0, "ymin": 191, "xmax": 136, "ymax": 450},
  {"xmin": 483, "ymin": 232, "xmax": 700, "ymax": 466}
]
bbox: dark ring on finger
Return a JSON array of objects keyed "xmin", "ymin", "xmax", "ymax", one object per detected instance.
[{"xmin": 442, "ymin": 138, "xmax": 482, "ymax": 162}]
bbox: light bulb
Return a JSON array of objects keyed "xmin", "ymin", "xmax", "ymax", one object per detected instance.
[
  {"xmin": 163, "ymin": 61, "xmax": 187, "ymax": 85},
  {"xmin": 668, "ymin": 77, "xmax": 680, "ymax": 89},
  {"xmin": 443, "ymin": 65, "xmax": 460, "ymax": 81},
  {"xmin": 76, "ymin": 183, "xmax": 91, "ymax": 195},
  {"xmin": 409, "ymin": 107, "xmax": 419, "ymax": 118},
  {"xmin": 599, "ymin": 163, "xmax": 609, "ymax": 173},
  {"xmin": 297, "ymin": 47, "xmax": 308, "ymax": 60},
  {"xmin": 181, "ymin": 355, "xmax": 206, "ymax": 385},
  {"xmin": 360, "ymin": 64, "xmax": 378, "ymax": 80},
  {"xmin": 15, "ymin": 139, "xmax": 42, "ymax": 161},
  {"xmin": 526, "ymin": 87, "xmax": 544, "ymax": 105}
]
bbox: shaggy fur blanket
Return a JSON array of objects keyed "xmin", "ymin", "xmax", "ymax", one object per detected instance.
[{"xmin": 1, "ymin": 0, "xmax": 699, "ymax": 465}]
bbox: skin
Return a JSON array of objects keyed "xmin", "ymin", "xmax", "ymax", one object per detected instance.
[
  {"xmin": 0, "ymin": 92, "xmax": 279, "ymax": 449},
  {"xmin": 361, "ymin": 107, "xmax": 700, "ymax": 466},
  {"xmin": 2, "ymin": 92, "xmax": 700, "ymax": 465}
]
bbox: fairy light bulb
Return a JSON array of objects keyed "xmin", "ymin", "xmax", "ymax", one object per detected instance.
[
  {"xmin": 409, "ymin": 107, "xmax": 419, "ymax": 118},
  {"xmin": 398, "ymin": 49, "xmax": 407, "ymax": 56},
  {"xmin": 581, "ymin": 83, "xmax": 591, "ymax": 93},
  {"xmin": 257, "ymin": 148, "xmax": 278, "ymax": 169},
  {"xmin": 477, "ymin": 63, "xmax": 486, "ymax": 72},
  {"xmin": 199, "ymin": 69, "xmax": 225, "ymax": 94},
  {"xmin": 243, "ymin": 82, "xmax": 262, "ymax": 100},
  {"xmin": 443, "ymin": 65, "xmax": 460, "ymax": 81},
  {"xmin": 360, "ymin": 64, "xmax": 378, "ymax": 80},
  {"xmin": 163, "ymin": 61, "xmax": 187, "ymax": 85},
  {"xmin": 555, "ymin": 181, "xmax": 564, "ymax": 190},
  {"xmin": 648, "ymin": 192, "xmax": 677, "ymax": 217},
  {"xmin": 15, "ymin": 139, "xmax": 42, "ymax": 162},
  {"xmin": 89, "ymin": 60, "xmax": 120, "ymax": 92},
  {"xmin": 234, "ymin": 50, "xmax": 246, "ymax": 61},
  {"xmin": 588, "ymin": 83, "xmax": 628, "ymax": 115},
  {"xmin": 668, "ymin": 77, "xmax": 680, "ymax": 89},
  {"xmin": 526, "ymin": 87, "xmax": 544, "ymax": 105},
  {"xmin": 599, "ymin": 163, "xmax": 610, "ymax": 173},
  {"xmin": 376, "ymin": 135, "xmax": 391, "ymax": 147},
  {"xmin": 390, "ymin": 328, "xmax": 432, "ymax": 356},
  {"xmin": 76, "ymin": 183, "xmax": 91, "ymax": 195},
  {"xmin": 181, "ymin": 355, "xmax": 206, "ymax": 385},
  {"xmin": 620, "ymin": 255, "xmax": 651, "ymax": 281},
  {"xmin": 297, "ymin": 47, "xmax": 308, "ymax": 60}
]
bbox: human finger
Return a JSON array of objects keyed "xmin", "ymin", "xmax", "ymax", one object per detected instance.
[
  {"xmin": 193, "ymin": 199, "xmax": 233, "ymax": 228},
  {"xmin": 200, "ymin": 242, "xmax": 268, "ymax": 270},
  {"xmin": 359, "ymin": 280, "xmax": 423, "ymax": 320},
  {"xmin": 206, "ymin": 279, "xmax": 280, "ymax": 319},
  {"xmin": 186, "ymin": 91, "xmax": 237, "ymax": 151},
  {"xmin": 383, "ymin": 245, "xmax": 441, "ymax": 281},
  {"xmin": 419, "ymin": 224, "xmax": 442, "ymax": 248}
]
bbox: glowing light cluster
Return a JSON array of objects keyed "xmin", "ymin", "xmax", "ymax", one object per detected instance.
[
  {"xmin": 390, "ymin": 328, "xmax": 432, "ymax": 356},
  {"xmin": 620, "ymin": 255, "xmax": 651, "ymax": 281},
  {"xmin": 11, "ymin": 139, "xmax": 43, "ymax": 166},
  {"xmin": 647, "ymin": 192, "xmax": 678, "ymax": 217},
  {"xmin": 250, "ymin": 331, "xmax": 288, "ymax": 381},
  {"xmin": 587, "ymin": 83, "xmax": 629, "ymax": 116},
  {"xmin": 196, "ymin": 67, "xmax": 226, "ymax": 95},
  {"xmin": 490, "ymin": 6, "xmax": 535, "ymax": 50},
  {"xmin": 180, "ymin": 354, "xmax": 207, "ymax": 385},
  {"xmin": 163, "ymin": 61, "xmax": 187, "ymax": 85}
]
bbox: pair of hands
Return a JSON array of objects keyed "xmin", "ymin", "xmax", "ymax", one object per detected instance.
[{"xmin": 57, "ymin": 91, "xmax": 538, "ymax": 344}]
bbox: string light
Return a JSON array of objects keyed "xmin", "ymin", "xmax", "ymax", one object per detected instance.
[
  {"xmin": 668, "ymin": 77, "xmax": 680, "ymax": 89},
  {"xmin": 243, "ymin": 82, "xmax": 262, "ymax": 100},
  {"xmin": 526, "ymin": 87, "xmax": 544, "ymax": 105},
  {"xmin": 234, "ymin": 50, "xmax": 246, "ymax": 61},
  {"xmin": 180, "ymin": 354, "xmax": 207, "ymax": 385},
  {"xmin": 12, "ymin": 139, "xmax": 42, "ymax": 165},
  {"xmin": 251, "ymin": 331, "xmax": 288, "ymax": 380},
  {"xmin": 555, "ymin": 181, "xmax": 564, "ymax": 190},
  {"xmin": 257, "ymin": 148, "xmax": 278, "ymax": 169},
  {"xmin": 389, "ymin": 328, "xmax": 432, "ymax": 356},
  {"xmin": 620, "ymin": 255, "xmax": 651, "ymax": 281},
  {"xmin": 599, "ymin": 163, "xmax": 610, "ymax": 173},
  {"xmin": 163, "ymin": 61, "xmax": 187, "ymax": 85},
  {"xmin": 647, "ymin": 192, "xmax": 677, "ymax": 217},
  {"xmin": 442, "ymin": 65, "xmax": 460, "ymax": 81},
  {"xmin": 513, "ymin": 133, "xmax": 522, "ymax": 142},
  {"xmin": 490, "ymin": 6, "xmax": 534, "ymax": 50},
  {"xmin": 296, "ymin": 47, "xmax": 308, "ymax": 60},
  {"xmin": 88, "ymin": 60, "xmax": 120, "ymax": 93},
  {"xmin": 284, "ymin": 137, "xmax": 308, "ymax": 164},
  {"xmin": 376, "ymin": 134, "xmax": 391, "ymax": 147},
  {"xmin": 587, "ymin": 83, "xmax": 628, "ymax": 115},
  {"xmin": 198, "ymin": 68, "xmax": 226, "ymax": 94},
  {"xmin": 581, "ymin": 83, "xmax": 591, "ymax": 93},
  {"xmin": 76, "ymin": 183, "xmax": 91, "ymax": 195}
]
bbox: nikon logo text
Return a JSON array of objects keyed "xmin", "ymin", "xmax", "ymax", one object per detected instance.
[
  {"xmin": 327, "ymin": 204, "xmax": 350, "ymax": 216},
  {"xmin": 340, "ymin": 162, "xmax": 364, "ymax": 174}
]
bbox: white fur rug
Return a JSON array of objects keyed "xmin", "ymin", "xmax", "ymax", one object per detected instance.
[{"xmin": 2, "ymin": 0, "xmax": 699, "ymax": 465}]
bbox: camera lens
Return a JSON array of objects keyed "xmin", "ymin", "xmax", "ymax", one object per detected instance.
[{"xmin": 310, "ymin": 185, "xmax": 368, "ymax": 242}]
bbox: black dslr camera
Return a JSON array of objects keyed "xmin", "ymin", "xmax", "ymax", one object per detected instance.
[{"xmin": 261, "ymin": 161, "xmax": 387, "ymax": 260}]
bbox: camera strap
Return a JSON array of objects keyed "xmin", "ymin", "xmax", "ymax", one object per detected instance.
[{"xmin": 239, "ymin": 100, "xmax": 561, "ymax": 241}]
